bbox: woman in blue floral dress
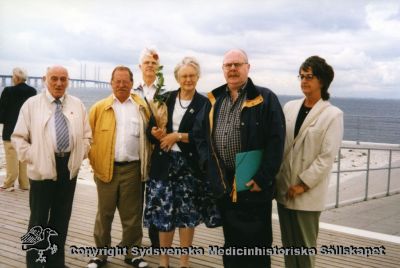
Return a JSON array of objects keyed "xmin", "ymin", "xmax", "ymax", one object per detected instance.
[{"xmin": 144, "ymin": 57, "xmax": 220, "ymax": 268}]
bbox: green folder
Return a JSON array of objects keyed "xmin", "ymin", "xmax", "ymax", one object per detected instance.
[{"xmin": 235, "ymin": 149, "xmax": 263, "ymax": 192}]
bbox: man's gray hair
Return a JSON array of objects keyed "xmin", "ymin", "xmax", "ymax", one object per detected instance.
[
  {"xmin": 139, "ymin": 47, "xmax": 160, "ymax": 65},
  {"xmin": 12, "ymin": 67, "xmax": 28, "ymax": 82},
  {"xmin": 174, "ymin": 57, "xmax": 201, "ymax": 82}
]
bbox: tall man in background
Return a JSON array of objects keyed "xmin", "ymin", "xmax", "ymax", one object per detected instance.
[
  {"xmin": 88, "ymin": 66, "xmax": 151, "ymax": 268},
  {"xmin": 12, "ymin": 65, "xmax": 91, "ymax": 267},
  {"xmin": 133, "ymin": 47, "xmax": 161, "ymax": 247},
  {"xmin": 134, "ymin": 47, "xmax": 160, "ymax": 101},
  {"xmin": 194, "ymin": 49, "xmax": 285, "ymax": 268},
  {"xmin": 0, "ymin": 67, "xmax": 36, "ymax": 191}
]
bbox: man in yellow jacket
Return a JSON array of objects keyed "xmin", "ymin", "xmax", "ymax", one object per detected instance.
[{"xmin": 87, "ymin": 66, "xmax": 151, "ymax": 268}]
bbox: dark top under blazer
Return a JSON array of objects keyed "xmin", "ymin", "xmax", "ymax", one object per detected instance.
[
  {"xmin": 147, "ymin": 89, "xmax": 207, "ymax": 180},
  {"xmin": 0, "ymin": 83, "xmax": 37, "ymax": 140}
]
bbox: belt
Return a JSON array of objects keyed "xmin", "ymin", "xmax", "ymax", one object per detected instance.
[
  {"xmin": 55, "ymin": 152, "xmax": 71, "ymax": 157},
  {"xmin": 114, "ymin": 160, "xmax": 139, "ymax": 166}
]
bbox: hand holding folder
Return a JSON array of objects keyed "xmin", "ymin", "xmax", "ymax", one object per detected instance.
[{"xmin": 235, "ymin": 149, "xmax": 263, "ymax": 192}]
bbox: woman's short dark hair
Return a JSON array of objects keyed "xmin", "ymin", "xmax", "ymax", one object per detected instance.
[{"xmin": 299, "ymin": 56, "xmax": 334, "ymax": 100}]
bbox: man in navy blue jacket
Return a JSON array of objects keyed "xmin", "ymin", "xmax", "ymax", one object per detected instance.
[
  {"xmin": 193, "ymin": 49, "xmax": 285, "ymax": 268},
  {"xmin": 0, "ymin": 67, "xmax": 36, "ymax": 191}
]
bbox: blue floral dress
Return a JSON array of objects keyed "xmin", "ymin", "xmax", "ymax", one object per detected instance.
[{"xmin": 144, "ymin": 151, "xmax": 221, "ymax": 231}]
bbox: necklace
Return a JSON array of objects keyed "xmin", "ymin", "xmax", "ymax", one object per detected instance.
[
  {"xmin": 302, "ymin": 104, "xmax": 312, "ymax": 115},
  {"xmin": 178, "ymin": 90, "xmax": 191, "ymax": 109}
]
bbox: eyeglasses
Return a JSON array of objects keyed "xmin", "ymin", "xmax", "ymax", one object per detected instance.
[
  {"xmin": 222, "ymin": 62, "xmax": 248, "ymax": 69},
  {"xmin": 298, "ymin": 74, "xmax": 315, "ymax": 81},
  {"xmin": 112, "ymin": 80, "xmax": 131, "ymax": 85},
  {"xmin": 180, "ymin": 74, "xmax": 197, "ymax": 80},
  {"xmin": 142, "ymin": 61, "xmax": 158, "ymax": 66}
]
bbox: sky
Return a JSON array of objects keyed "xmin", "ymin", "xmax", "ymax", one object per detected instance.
[{"xmin": 1, "ymin": 0, "xmax": 400, "ymax": 99}]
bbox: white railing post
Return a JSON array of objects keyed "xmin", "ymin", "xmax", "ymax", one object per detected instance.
[
  {"xmin": 335, "ymin": 148, "xmax": 341, "ymax": 208},
  {"xmin": 364, "ymin": 149, "xmax": 371, "ymax": 201},
  {"xmin": 387, "ymin": 149, "xmax": 392, "ymax": 196}
]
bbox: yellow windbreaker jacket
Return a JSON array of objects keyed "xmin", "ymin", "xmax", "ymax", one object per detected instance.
[{"xmin": 88, "ymin": 94, "xmax": 151, "ymax": 182}]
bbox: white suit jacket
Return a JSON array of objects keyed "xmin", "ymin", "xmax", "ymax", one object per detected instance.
[{"xmin": 276, "ymin": 98, "xmax": 343, "ymax": 211}]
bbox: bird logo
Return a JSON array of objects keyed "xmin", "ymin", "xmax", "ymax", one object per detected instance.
[{"xmin": 21, "ymin": 226, "xmax": 58, "ymax": 263}]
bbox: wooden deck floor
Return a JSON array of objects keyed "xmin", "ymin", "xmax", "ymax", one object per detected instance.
[{"xmin": 0, "ymin": 182, "xmax": 399, "ymax": 268}]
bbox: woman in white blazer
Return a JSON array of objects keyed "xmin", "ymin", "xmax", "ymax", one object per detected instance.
[{"xmin": 276, "ymin": 56, "xmax": 343, "ymax": 268}]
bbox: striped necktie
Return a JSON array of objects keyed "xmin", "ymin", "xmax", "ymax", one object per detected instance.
[{"xmin": 54, "ymin": 99, "xmax": 69, "ymax": 152}]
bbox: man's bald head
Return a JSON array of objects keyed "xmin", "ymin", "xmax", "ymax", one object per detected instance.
[{"xmin": 46, "ymin": 65, "xmax": 69, "ymax": 99}]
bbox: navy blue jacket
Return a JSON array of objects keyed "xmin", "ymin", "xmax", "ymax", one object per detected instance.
[
  {"xmin": 147, "ymin": 89, "xmax": 207, "ymax": 180},
  {"xmin": 193, "ymin": 78, "xmax": 285, "ymax": 203},
  {"xmin": 0, "ymin": 83, "xmax": 37, "ymax": 140}
]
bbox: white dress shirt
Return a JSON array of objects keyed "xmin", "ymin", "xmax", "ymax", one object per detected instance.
[
  {"xmin": 138, "ymin": 82, "xmax": 157, "ymax": 101},
  {"xmin": 113, "ymin": 95, "xmax": 140, "ymax": 162}
]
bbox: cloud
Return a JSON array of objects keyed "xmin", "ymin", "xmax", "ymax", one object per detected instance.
[{"xmin": 0, "ymin": 0, "xmax": 400, "ymax": 98}]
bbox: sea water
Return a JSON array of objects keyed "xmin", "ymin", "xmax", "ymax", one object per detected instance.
[{"xmin": 2, "ymin": 87, "xmax": 399, "ymax": 144}]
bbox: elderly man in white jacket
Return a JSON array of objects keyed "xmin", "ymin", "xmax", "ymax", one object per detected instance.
[
  {"xmin": 276, "ymin": 56, "xmax": 343, "ymax": 268},
  {"xmin": 12, "ymin": 65, "xmax": 91, "ymax": 268}
]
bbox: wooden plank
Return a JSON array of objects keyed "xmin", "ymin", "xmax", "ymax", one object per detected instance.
[{"xmin": 0, "ymin": 184, "xmax": 399, "ymax": 268}]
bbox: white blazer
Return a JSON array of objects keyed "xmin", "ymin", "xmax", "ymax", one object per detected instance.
[{"xmin": 276, "ymin": 98, "xmax": 343, "ymax": 211}]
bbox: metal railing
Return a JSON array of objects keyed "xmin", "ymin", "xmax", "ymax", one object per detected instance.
[{"xmin": 327, "ymin": 144, "xmax": 400, "ymax": 209}]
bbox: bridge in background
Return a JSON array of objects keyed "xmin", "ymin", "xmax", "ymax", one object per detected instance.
[{"xmin": 0, "ymin": 75, "xmax": 110, "ymax": 89}]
